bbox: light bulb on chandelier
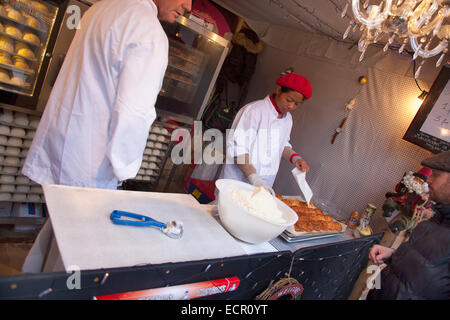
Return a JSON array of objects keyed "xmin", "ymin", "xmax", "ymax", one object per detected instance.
[{"xmin": 341, "ymin": 0, "xmax": 449, "ymax": 78}]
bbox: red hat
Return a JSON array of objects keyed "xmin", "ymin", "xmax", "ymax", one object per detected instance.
[
  {"xmin": 276, "ymin": 73, "xmax": 312, "ymax": 100},
  {"xmin": 414, "ymin": 167, "xmax": 431, "ymax": 181}
]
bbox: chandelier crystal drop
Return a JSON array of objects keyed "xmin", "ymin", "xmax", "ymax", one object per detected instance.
[{"xmin": 342, "ymin": 0, "xmax": 449, "ymax": 77}]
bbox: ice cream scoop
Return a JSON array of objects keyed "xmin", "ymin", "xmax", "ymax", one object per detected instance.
[{"xmin": 110, "ymin": 210, "xmax": 183, "ymax": 239}]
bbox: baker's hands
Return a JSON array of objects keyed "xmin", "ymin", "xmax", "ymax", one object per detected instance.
[
  {"xmin": 369, "ymin": 245, "xmax": 395, "ymax": 265},
  {"xmin": 284, "ymin": 148, "xmax": 310, "ymax": 173},
  {"xmin": 294, "ymin": 158, "xmax": 309, "ymax": 173},
  {"xmin": 248, "ymin": 173, "xmax": 275, "ymax": 196},
  {"xmin": 289, "ymin": 153, "xmax": 309, "ymax": 173}
]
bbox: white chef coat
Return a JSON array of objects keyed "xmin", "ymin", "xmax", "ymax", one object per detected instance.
[
  {"xmin": 221, "ymin": 95, "xmax": 293, "ymax": 187},
  {"xmin": 22, "ymin": 0, "xmax": 168, "ymax": 189}
]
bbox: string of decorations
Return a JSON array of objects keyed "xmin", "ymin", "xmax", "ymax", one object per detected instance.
[
  {"xmin": 290, "ymin": 0, "xmax": 347, "ymax": 40},
  {"xmin": 328, "ymin": 0, "xmax": 354, "ymax": 21},
  {"xmin": 255, "ymin": 255, "xmax": 302, "ymax": 300},
  {"xmin": 268, "ymin": 0, "xmax": 355, "ymax": 44},
  {"xmin": 255, "ymin": 277, "xmax": 302, "ymax": 299}
]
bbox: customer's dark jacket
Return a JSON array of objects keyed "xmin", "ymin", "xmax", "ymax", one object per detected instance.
[{"xmin": 368, "ymin": 203, "xmax": 450, "ymax": 299}]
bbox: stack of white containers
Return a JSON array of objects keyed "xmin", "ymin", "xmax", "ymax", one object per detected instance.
[
  {"xmin": 0, "ymin": 108, "xmax": 43, "ymax": 224},
  {"xmin": 134, "ymin": 124, "xmax": 171, "ymax": 184}
]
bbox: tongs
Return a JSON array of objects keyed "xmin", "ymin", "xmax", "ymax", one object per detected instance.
[{"xmin": 110, "ymin": 210, "xmax": 183, "ymax": 239}]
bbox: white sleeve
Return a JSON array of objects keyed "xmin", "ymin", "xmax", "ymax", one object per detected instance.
[
  {"xmin": 284, "ymin": 116, "xmax": 293, "ymax": 148},
  {"xmin": 230, "ymin": 107, "xmax": 261, "ymax": 157},
  {"xmin": 107, "ymin": 41, "xmax": 167, "ymax": 181},
  {"xmin": 284, "ymin": 140, "xmax": 292, "ymax": 149}
]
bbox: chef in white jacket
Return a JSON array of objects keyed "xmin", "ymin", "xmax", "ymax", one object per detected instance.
[
  {"xmin": 22, "ymin": 0, "xmax": 191, "ymax": 189},
  {"xmin": 21, "ymin": 0, "xmax": 191, "ymax": 273},
  {"xmin": 221, "ymin": 70, "xmax": 312, "ymax": 194}
]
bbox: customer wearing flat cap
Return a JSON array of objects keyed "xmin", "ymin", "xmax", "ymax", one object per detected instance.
[
  {"xmin": 220, "ymin": 69, "xmax": 312, "ymax": 195},
  {"xmin": 367, "ymin": 150, "xmax": 450, "ymax": 300}
]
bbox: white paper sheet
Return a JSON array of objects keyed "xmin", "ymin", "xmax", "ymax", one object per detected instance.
[
  {"xmin": 291, "ymin": 168, "xmax": 313, "ymax": 204},
  {"xmin": 43, "ymin": 185, "xmax": 248, "ymax": 271}
]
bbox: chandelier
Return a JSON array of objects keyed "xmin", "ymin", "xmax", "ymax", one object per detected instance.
[{"xmin": 341, "ymin": 0, "xmax": 449, "ymax": 78}]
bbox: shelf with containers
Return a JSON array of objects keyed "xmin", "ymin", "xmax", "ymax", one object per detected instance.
[
  {"xmin": 123, "ymin": 119, "xmax": 194, "ymax": 194},
  {"xmin": 0, "ymin": 0, "xmax": 58, "ymax": 95},
  {"xmin": 0, "ymin": 107, "xmax": 40, "ymax": 204},
  {"xmin": 133, "ymin": 122, "xmax": 173, "ymax": 185},
  {"xmin": 0, "ymin": 104, "xmax": 45, "ymax": 236}
]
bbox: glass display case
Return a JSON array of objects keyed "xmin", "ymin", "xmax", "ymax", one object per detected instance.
[
  {"xmin": 0, "ymin": 0, "xmax": 58, "ymax": 96},
  {"xmin": 162, "ymin": 38, "xmax": 206, "ymax": 105},
  {"xmin": 156, "ymin": 16, "xmax": 230, "ymax": 124}
]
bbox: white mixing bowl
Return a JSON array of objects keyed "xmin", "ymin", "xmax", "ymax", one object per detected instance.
[{"xmin": 215, "ymin": 179, "xmax": 298, "ymax": 244}]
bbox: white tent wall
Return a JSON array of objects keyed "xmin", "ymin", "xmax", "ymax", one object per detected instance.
[{"xmin": 222, "ymin": 19, "xmax": 442, "ymax": 233}]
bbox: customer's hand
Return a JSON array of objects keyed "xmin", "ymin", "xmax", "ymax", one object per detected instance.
[
  {"xmin": 248, "ymin": 173, "xmax": 275, "ymax": 196},
  {"xmin": 369, "ymin": 245, "xmax": 395, "ymax": 265}
]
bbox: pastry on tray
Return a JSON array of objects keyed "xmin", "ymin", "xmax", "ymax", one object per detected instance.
[
  {"xmin": 5, "ymin": 6, "xmax": 23, "ymax": 22},
  {"xmin": 22, "ymin": 12, "xmax": 41, "ymax": 29},
  {"xmin": 13, "ymin": 56, "xmax": 29, "ymax": 69},
  {"xmin": 31, "ymin": 1, "xmax": 50, "ymax": 15},
  {"xmin": 0, "ymin": 35, "xmax": 14, "ymax": 52},
  {"xmin": 23, "ymin": 32, "xmax": 40, "ymax": 45},
  {"xmin": 276, "ymin": 194, "xmax": 343, "ymax": 233},
  {"xmin": 0, "ymin": 67, "xmax": 10, "ymax": 82},
  {"xmin": 16, "ymin": 42, "xmax": 35, "ymax": 59},
  {"xmin": 0, "ymin": 52, "xmax": 12, "ymax": 65},
  {"xmin": 5, "ymin": 25, "xmax": 23, "ymax": 39}
]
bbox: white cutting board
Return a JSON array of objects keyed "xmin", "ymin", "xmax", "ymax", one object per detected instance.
[{"xmin": 42, "ymin": 184, "xmax": 247, "ymax": 271}]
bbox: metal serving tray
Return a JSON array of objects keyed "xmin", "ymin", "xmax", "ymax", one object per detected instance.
[
  {"xmin": 279, "ymin": 231, "xmax": 342, "ymax": 243},
  {"xmin": 278, "ymin": 196, "xmax": 347, "ymax": 243}
]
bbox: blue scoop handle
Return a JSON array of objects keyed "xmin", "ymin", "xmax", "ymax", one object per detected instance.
[{"xmin": 110, "ymin": 210, "xmax": 165, "ymax": 229}]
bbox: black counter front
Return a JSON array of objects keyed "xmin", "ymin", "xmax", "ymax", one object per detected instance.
[{"xmin": 0, "ymin": 233, "xmax": 382, "ymax": 300}]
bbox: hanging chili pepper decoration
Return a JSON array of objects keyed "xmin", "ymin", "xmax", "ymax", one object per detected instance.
[{"xmin": 331, "ymin": 117, "xmax": 348, "ymax": 144}]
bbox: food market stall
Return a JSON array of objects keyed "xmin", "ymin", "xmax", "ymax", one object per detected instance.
[{"xmin": 1, "ymin": 0, "xmax": 447, "ymax": 302}]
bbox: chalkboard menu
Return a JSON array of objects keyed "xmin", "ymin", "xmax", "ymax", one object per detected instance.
[{"xmin": 404, "ymin": 65, "xmax": 450, "ymax": 153}]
